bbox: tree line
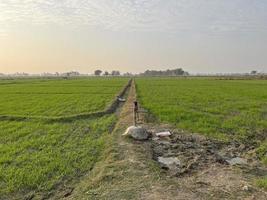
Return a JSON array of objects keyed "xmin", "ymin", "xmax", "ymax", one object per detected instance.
[
  {"xmin": 140, "ymin": 68, "xmax": 189, "ymax": 76},
  {"xmin": 94, "ymin": 68, "xmax": 189, "ymax": 76},
  {"xmin": 94, "ymin": 70, "xmax": 121, "ymax": 76}
]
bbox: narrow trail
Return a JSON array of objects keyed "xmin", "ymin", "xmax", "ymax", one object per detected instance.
[{"xmin": 64, "ymin": 80, "xmax": 266, "ymax": 200}]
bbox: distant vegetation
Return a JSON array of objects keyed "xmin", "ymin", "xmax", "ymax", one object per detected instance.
[
  {"xmin": 140, "ymin": 68, "xmax": 189, "ymax": 76},
  {"xmin": 1, "ymin": 68, "xmax": 267, "ymax": 78}
]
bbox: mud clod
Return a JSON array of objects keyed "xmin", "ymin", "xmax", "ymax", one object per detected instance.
[{"xmin": 149, "ymin": 129, "xmax": 255, "ymax": 176}]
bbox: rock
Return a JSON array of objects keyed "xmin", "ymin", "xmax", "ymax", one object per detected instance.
[
  {"xmin": 63, "ymin": 187, "xmax": 74, "ymax": 198},
  {"xmin": 152, "ymin": 144, "xmax": 165, "ymax": 158},
  {"xmin": 226, "ymin": 157, "xmax": 247, "ymax": 166},
  {"xmin": 242, "ymin": 185, "xmax": 249, "ymax": 191},
  {"xmin": 156, "ymin": 131, "xmax": 171, "ymax": 137},
  {"xmin": 155, "ymin": 140, "xmax": 171, "ymax": 146},
  {"xmin": 158, "ymin": 157, "xmax": 181, "ymax": 169},
  {"xmin": 152, "ymin": 136, "xmax": 160, "ymax": 141},
  {"xmin": 238, "ymin": 144, "xmax": 246, "ymax": 151},
  {"xmin": 25, "ymin": 194, "xmax": 35, "ymax": 200},
  {"xmin": 123, "ymin": 126, "xmax": 148, "ymax": 140},
  {"xmin": 215, "ymin": 154, "xmax": 228, "ymax": 164}
]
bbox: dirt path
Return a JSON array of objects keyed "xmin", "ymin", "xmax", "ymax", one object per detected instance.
[{"xmin": 64, "ymin": 80, "xmax": 267, "ymax": 200}]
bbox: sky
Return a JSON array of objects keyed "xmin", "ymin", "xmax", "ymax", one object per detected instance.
[{"xmin": 0, "ymin": 0, "xmax": 267, "ymax": 74}]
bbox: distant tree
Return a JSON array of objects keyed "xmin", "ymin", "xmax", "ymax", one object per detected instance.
[
  {"xmin": 184, "ymin": 71, "xmax": 190, "ymax": 76},
  {"xmin": 141, "ymin": 68, "xmax": 188, "ymax": 76},
  {"xmin": 94, "ymin": 70, "xmax": 102, "ymax": 76},
  {"xmin": 65, "ymin": 71, "xmax": 80, "ymax": 76},
  {"xmin": 111, "ymin": 70, "xmax": 120, "ymax": 76},
  {"xmin": 104, "ymin": 71, "xmax": 109, "ymax": 76},
  {"xmin": 250, "ymin": 70, "xmax": 257, "ymax": 75},
  {"xmin": 173, "ymin": 68, "xmax": 185, "ymax": 75},
  {"xmin": 123, "ymin": 72, "xmax": 133, "ymax": 76}
]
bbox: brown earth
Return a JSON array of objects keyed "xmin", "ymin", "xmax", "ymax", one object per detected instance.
[{"xmin": 58, "ymin": 80, "xmax": 267, "ymax": 200}]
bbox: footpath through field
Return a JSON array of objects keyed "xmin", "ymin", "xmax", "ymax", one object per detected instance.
[{"xmin": 64, "ymin": 80, "xmax": 267, "ymax": 200}]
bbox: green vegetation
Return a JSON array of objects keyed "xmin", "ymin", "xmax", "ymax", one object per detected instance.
[
  {"xmin": 0, "ymin": 78, "xmax": 128, "ymax": 198},
  {"xmin": 1, "ymin": 77, "xmax": 267, "ymax": 197},
  {"xmin": 136, "ymin": 78, "xmax": 267, "ymax": 142},
  {"xmin": 256, "ymin": 177, "xmax": 267, "ymax": 190},
  {"xmin": 257, "ymin": 141, "xmax": 267, "ymax": 165},
  {"xmin": 136, "ymin": 78, "xmax": 267, "ymax": 189},
  {"xmin": 0, "ymin": 78, "xmax": 127, "ymax": 117},
  {"xmin": 0, "ymin": 116, "xmax": 116, "ymax": 198}
]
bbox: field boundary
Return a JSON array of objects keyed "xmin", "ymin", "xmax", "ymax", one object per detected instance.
[{"xmin": 0, "ymin": 79, "xmax": 132, "ymax": 122}]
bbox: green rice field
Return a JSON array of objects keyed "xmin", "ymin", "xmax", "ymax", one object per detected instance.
[
  {"xmin": 136, "ymin": 78, "xmax": 267, "ymax": 163},
  {"xmin": 0, "ymin": 78, "xmax": 128, "ymax": 199},
  {"xmin": 0, "ymin": 78, "xmax": 127, "ymax": 117},
  {"xmin": 1, "ymin": 77, "xmax": 267, "ymax": 198},
  {"xmin": 136, "ymin": 78, "xmax": 267, "ymax": 141}
]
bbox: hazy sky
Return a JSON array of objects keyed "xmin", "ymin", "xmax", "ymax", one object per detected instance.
[{"xmin": 0, "ymin": 0, "xmax": 267, "ymax": 74}]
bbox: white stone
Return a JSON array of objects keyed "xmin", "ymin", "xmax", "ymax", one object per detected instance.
[
  {"xmin": 226, "ymin": 157, "xmax": 247, "ymax": 165},
  {"xmin": 242, "ymin": 185, "xmax": 249, "ymax": 191},
  {"xmin": 123, "ymin": 126, "xmax": 148, "ymax": 140},
  {"xmin": 158, "ymin": 157, "xmax": 181, "ymax": 169},
  {"xmin": 156, "ymin": 131, "xmax": 172, "ymax": 137}
]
